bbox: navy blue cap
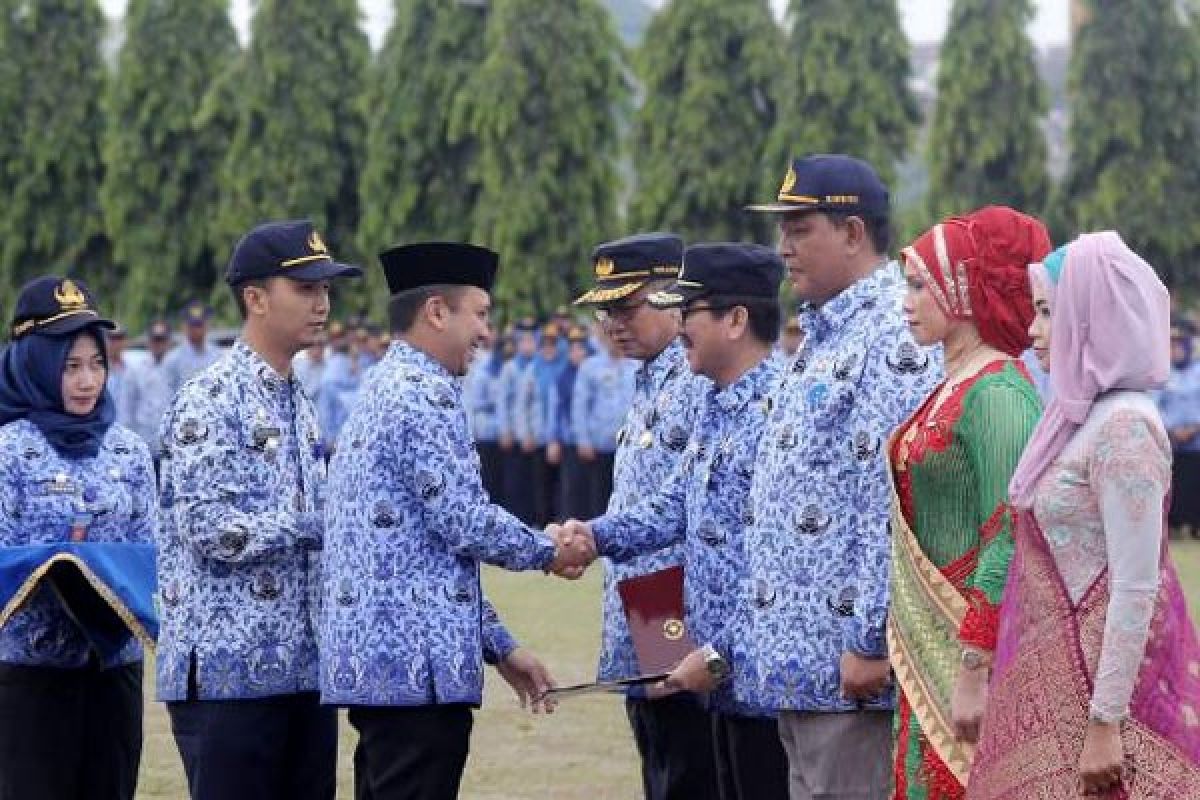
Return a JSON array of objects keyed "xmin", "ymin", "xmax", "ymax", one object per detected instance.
[
  {"xmin": 378, "ymin": 242, "xmax": 498, "ymax": 295},
  {"xmin": 649, "ymin": 243, "xmax": 784, "ymax": 309},
  {"xmin": 747, "ymin": 154, "xmax": 889, "ymax": 217},
  {"xmin": 180, "ymin": 299, "xmax": 212, "ymax": 325},
  {"xmin": 10, "ymin": 276, "xmax": 116, "ymax": 341},
  {"xmin": 574, "ymin": 232, "xmax": 684, "ymax": 306},
  {"xmin": 147, "ymin": 319, "xmax": 172, "ymax": 340},
  {"xmin": 225, "ymin": 220, "xmax": 363, "ymax": 286}
]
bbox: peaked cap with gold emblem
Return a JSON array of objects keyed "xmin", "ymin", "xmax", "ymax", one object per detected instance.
[
  {"xmin": 10, "ymin": 276, "xmax": 115, "ymax": 341},
  {"xmin": 225, "ymin": 219, "xmax": 363, "ymax": 285},
  {"xmin": 746, "ymin": 154, "xmax": 889, "ymax": 217},
  {"xmin": 573, "ymin": 232, "xmax": 684, "ymax": 307}
]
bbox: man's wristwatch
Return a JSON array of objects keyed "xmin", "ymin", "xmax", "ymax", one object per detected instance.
[
  {"xmin": 701, "ymin": 644, "xmax": 730, "ymax": 683},
  {"xmin": 960, "ymin": 649, "xmax": 989, "ymax": 672}
]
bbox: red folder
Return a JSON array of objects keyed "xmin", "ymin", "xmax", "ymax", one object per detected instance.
[{"xmin": 616, "ymin": 565, "xmax": 695, "ymax": 674}]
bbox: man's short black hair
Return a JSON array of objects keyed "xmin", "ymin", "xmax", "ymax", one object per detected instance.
[
  {"xmin": 709, "ymin": 296, "xmax": 781, "ymax": 345},
  {"xmin": 388, "ymin": 284, "xmax": 467, "ymax": 333},
  {"xmin": 230, "ymin": 278, "xmax": 268, "ymax": 320},
  {"xmin": 826, "ymin": 211, "xmax": 892, "ymax": 256}
]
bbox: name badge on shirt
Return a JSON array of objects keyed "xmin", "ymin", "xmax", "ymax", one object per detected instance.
[{"xmin": 252, "ymin": 425, "xmax": 282, "ymax": 452}]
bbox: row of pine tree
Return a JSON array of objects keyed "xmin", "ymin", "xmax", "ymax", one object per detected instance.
[{"xmin": 2, "ymin": 0, "xmax": 1199, "ymax": 329}]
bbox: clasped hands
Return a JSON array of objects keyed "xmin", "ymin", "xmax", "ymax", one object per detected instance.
[{"xmin": 544, "ymin": 519, "xmax": 598, "ymax": 579}]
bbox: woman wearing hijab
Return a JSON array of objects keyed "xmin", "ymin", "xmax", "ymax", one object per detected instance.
[
  {"xmin": 0, "ymin": 276, "xmax": 158, "ymax": 800},
  {"xmin": 968, "ymin": 233, "xmax": 1200, "ymax": 798},
  {"xmin": 889, "ymin": 207, "xmax": 1048, "ymax": 799}
]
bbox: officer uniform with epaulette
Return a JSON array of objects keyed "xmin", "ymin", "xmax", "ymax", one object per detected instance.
[
  {"xmin": 163, "ymin": 300, "xmax": 221, "ymax": 393},
  {"xmin": 156, "ymin": 220, "xmax": 362, "ymax": 800},
  {"xmin": 575, "ymin": 233, "xmax": 719, "ymax": 800},
  {"xmin": 319, "ymin": 242, "xmax": 573, "ymax": 800},
  {"xmin": 588, "ymin": 244, "xmax": 792, "ymax": 800}
]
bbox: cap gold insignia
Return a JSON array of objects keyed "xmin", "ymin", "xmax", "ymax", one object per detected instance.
[
  {"xmin": 595, "ymin": 257, "xmax": 615, "ymax": 278},
  {"xmin": 780, "ymin": 164, "xmax": 798, "ymax": 195},
  {"xmin": 54, "ymin": 279, "xmax": 87, "ymax": 312},
  {"xmin": 662, "ymin": 618, "xmax": 685, "ymax": 641},
  {"xmin": 308, "ymin": 231, "xmax": 329, "ymax": 255}
]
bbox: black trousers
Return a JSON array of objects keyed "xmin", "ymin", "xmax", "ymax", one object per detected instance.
[
  {"xmin": 626, "ymin": 693, "xmax": 720, "ymax": 800},
  {"xmin": 349, "ymin": 704, "xmax": 474, "ymax": 800},
  {"xmin": 1169, "ymin": 449, "xmax": 1200, "ymax": 531},
  {"xmin": 476, "ymin": 441, "xmax": 504, "ymax": 504},
  {"xmin": 586, "ymin": 451, "xmax": 616, "ymax": 518},
  {"xmin": 502, "ymin": 448, "xmax": 537, "ymax": 524},
  {"xmin": 559, "ymin": 446, "xmax": 591, "ymax": 520},
  {"xmin": 531, "ymin": 447, "xmax": 560, "ymax": 525},
  {"xmin": 712, "ymin": 712, "xmax": 790, "ymax": 800},
  {"xmin": 0, "ymin": 660, "xmax": 143, "ymax": 800},
  {"xmin": 167, "ymin": 690, "xmax": 337, "ymax": 800}
]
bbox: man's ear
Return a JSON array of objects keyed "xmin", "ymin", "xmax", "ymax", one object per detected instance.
[{"xmin": 424, "ymin": 293, "xmax": 450, "ymax": 332}]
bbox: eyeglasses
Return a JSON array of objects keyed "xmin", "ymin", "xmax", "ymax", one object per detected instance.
[
  {"xmin": 680, "ymin": 304, "xmax": 732, "ymax": 321},
  {"xmin": 594, "ymin": 298, "xmax": 649, "ymax": 323}
]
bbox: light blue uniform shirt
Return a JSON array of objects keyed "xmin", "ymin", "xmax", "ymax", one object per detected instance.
[{"xmin": 571, "ymin": 352, "xmax": 638, "ymax": 454}]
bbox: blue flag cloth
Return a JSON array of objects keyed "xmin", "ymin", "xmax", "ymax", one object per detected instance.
[{"xmin": 0, "ymin": 542, "xmax": 157, "ymax": 662}]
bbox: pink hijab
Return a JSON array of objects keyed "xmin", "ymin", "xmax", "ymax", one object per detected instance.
[{"xmin": 1008, "ymin": 231, "xmax": 1171, "ymax": 508}]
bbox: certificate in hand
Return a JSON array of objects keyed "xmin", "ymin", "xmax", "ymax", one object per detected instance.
[
  {"xmin": 616, "ymin": 564, "xmax": 695, "ymax": 673},
  {"xmin": 543, "ymin": 672, "xmax": 671, "ymax": 699}
]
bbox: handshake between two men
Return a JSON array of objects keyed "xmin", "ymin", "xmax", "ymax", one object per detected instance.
[
  {"xmin": 538, "ymin": 519, "xmax": 726, "ymax": 695},
  {"xmin": 544, "ymin": 519, "xmax": 598, "ymax": 580}
]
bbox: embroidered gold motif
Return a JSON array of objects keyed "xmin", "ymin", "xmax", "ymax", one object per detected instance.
[
  {"xmin": 307, "ymin": 231, "xmax": 328, "ymax": 255},
  {"xmin": 662, "ymin": 618, "xmax": 684, "ymax": 641},
  {"xmin": 595, "ymin": 257, "xmax": 615, "ymax": 278},
  {"xmin": 54, "ymin": 280, "xmax": 87, "ymax": 311},
  {"xmin": 780, "ymin": 164, "xmax": 797, "ymax": 195}
]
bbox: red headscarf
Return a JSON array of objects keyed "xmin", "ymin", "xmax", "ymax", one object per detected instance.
[{"xmin": 901, "ymin": 206, "xmax": 1051, "ymax": 356}]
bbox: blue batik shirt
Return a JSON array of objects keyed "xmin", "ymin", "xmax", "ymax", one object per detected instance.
[
  {"xmin": 0, "ymin": 421, "xmax": 156, "ymax": 668},
  {"xmin": 597, "ymin": 340, "xmax": 709, "ymax": 683},
  {"xmin": 746, "ymin": 265, "xmax": 942, "ymax": 712},
  {"xmin": 571, "ymin": 352, "xmax": 638, "ymax": 454},
  {"xmin": 592, "ymin": 356, "xmax": 780, "ymax": 716},
  {"xmin": 155, "ymin": 340, "xmax": 327, "ymax": 702},
  {"xmin": 319, "ymin": 341, "xmax": 556, "ymax": 708}
]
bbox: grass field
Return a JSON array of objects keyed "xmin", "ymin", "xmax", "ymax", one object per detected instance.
[{"xmin": 134, "ymin": 540, "xmax": 1200, "ymax": 799}]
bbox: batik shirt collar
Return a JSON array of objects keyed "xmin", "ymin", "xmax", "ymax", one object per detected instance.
[{"xmin": 803, "ymin": 262, "xmax": 893, "ymax": 344}]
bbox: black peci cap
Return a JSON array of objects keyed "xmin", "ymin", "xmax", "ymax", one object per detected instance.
[{"xmin": 378, "ymin": 242, "xmax": 499, "ymax": 295}]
